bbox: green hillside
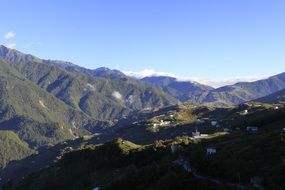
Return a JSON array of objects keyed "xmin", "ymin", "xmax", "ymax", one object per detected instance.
[
  {"xmin": 0, "ymin": 45, "xmax": 177, "ymax": 121},
  {"xmin": 0, "ymin": 59, "xmax": 99, "ymax": 148},
  {"xmin": 0, "ymin": 44, "xmax": 285, "ymax": 189},
  {"xmin": 0, "ymin": 131, "xmax": 34, "ymax": 168},
  {"xmin": 10, "ymin": 118, "xmax": 285, "ymax": 190},
  {"xmin": 0, "ymin": 45, "xmax": 177, "ymax": 168},
  {"xmin": 11, "ymin": 139, "xmax": 226, "ymax": 190},
  {"xmin": 2, "ymin": 102, "xmax": 285, "ymax": 190}
]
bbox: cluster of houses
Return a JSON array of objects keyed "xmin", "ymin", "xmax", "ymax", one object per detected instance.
[
  {"xmin": 190, "ymin": 118, "xmax": 260, "ymax": 156},
  {"xmin": 169, "ymin": 107, "xmax": 265, "ymax": 160},
  {"xmin": 192, "ymin": 118, "xmax": 231, "ymax": 139},
  {"xmin": 152, "ymin": 120, "xmax": 171, "ymax": 128},
  {"xmin": 196, "ymin": 117, "xmax": 261, "ymax": 134},
  {"xmin": 242, "ymin": 105, "xmax": 280, "ymax": 116}
]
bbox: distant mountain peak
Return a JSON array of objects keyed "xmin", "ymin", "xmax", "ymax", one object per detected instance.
[
  {"xmin": 142, "ymin": 75, "xmax": 211, "ymax": 88},
  {"xmin": 92, "ymin": 67, "xmax": 128, "ymax": 79},
  {"xmin": 94, "ymin": 67, "xmax": 111, "ymax": 72},
  {"xmin": 0, "ymin": 44, "xmax": 14, "ymax": 55},
  {"xmin": 0, "ymin": 45, "xmax": 42, "ymax": 64},
  {"xmin": 94, "ymin": 67, "xmax": 123, "ymax": 74},
  {"xmin": 142, "ymin": 75, "xmax": 214, "ymax": 102},
  {"xmin": 0, "ymin": 44, "xmax": 8, "ymax": 49}
]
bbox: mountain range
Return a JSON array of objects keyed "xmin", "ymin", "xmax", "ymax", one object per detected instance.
[
  {"xmin": 141, "ymin": 74, "xmax": 285, "ymax": 106},
  {"xmin": 0, "ymin": 45, "xmax": 176, "ymax": 152},
  {"xmin": 2, "ymin": 45, "xmax": 284, "ymax": 109},
  {"xmin": 0, "ymin": 44, "xmax": 285, "ymax": 169}
]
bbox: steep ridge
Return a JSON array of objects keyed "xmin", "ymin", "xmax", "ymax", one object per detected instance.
[
  {"xmin": 0, "ymin": 59, "xmax": 102, "ymax": 148},
  {"xmin": 0, "ymin": 45, "xmax": 178, "ymax": 167},
  {"xmin": 0, "ymin": 45, "xmax": 177, "ymax": 121}
]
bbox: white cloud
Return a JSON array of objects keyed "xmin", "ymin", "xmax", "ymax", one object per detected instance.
[
  {"xmin": 185, "ymin": 76, "xmax": 268, "ymax": 88},
  {"xmin": 112, "ymin": 91, "xmax": 123, "ymax": 101},
  {"xmin": 6, "ymin": 43, "xmax": 16, "ymax": 49},
  {"xmin": 4, "ymin": 31, "xmax": 15, "ymax": 40},
  {"xmin": 123, "ymin": 69, "xmax": 268, "ymax": 88},
  {"xmin": 123, "ymin": 69, "xmax": 175, "ymax": 79}
]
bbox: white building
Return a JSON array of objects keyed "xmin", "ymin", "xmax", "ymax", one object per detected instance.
[
  {"xmin": 159, "ymin": 120, "xmax": 171, "ymax": 126},
  {"xmin": 246, "ymin": 126, "xmax": 259, "ymax": 133},
  {"xmin": 243, "ymin": 110, "xmax": 248, "ymax": 114},
  {"xmin": 192, "ymin": 130, "xmax": 201, "ymax": 138},
  {"xmin": 207, "ymin": 147, "xmax": 217, "ymax": 155},
  {"xmin": 211, "ymin": 121, "xmax": 218, "ymax": 126}
]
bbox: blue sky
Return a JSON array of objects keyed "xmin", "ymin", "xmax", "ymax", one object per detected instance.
[{"xmin": 1, "ymin": 0, "xmax": 285, "ymax": 86}]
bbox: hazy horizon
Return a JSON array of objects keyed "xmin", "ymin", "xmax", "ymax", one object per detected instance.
[{"xmin": 0, "ymin": 44, "xmax": 272, "ymax": 88}]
